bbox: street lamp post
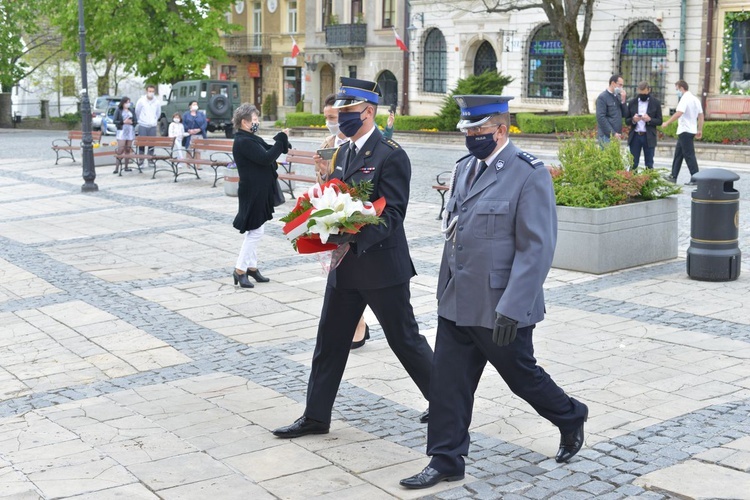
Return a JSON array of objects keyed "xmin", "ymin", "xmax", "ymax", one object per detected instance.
[{"xmin": 78, "ymin": 0, "xmax": 98, "ymax": 192}]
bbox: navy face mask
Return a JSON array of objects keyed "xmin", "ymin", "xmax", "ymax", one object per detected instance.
[
  {"xmin": 338, "ymin": 109, "xmax": 366, "ymax": 137},
  {"xmin": 465, "ymin": 132, "xmax": 497, "ymax": 159}
]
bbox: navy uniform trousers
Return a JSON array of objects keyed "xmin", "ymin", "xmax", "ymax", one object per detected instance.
[
  {"xmin": 427, "ymin": 316, "xmax": 587, "ymax": 474},
  {"xmin": 304, "ymin": 281, "xmax": 433, "ymax": 424}
]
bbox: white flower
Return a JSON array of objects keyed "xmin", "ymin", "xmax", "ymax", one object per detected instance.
[{"xmin": 305, "ymin": 185, "xmax": 372, "ymax": 244}]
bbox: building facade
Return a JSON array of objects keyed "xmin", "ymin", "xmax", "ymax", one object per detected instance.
[
  {"xmin": 213, "ymin": 0, "xmax": 307, "ymax": 118},
  {"xmin": 212, "ymin": 0, "xmax": 750, "ymax": 120},
  {"xmin": 302, "ymin": 0, "xmax": 406, "ymax": 115}
]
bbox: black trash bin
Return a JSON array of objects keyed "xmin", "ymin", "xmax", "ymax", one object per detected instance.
[{"xmin": 687, "ymin": 168, "xmax": 741, "ymax": 281}]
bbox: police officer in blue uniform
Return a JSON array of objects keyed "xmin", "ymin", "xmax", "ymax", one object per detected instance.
[
  {"xmin": 400, "ymin": 95, "xmax": 589, "ymax": 489},
  {"xmin": 272, "ymin": 78, "xmax": 433, "ymax": 438}
]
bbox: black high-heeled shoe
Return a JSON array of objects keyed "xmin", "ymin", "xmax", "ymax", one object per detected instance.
[
  {"xmin": 246, "ymin": 268, "xmax": 270, "ymax": 283},
  {"xmin": 232, "ymin": 270, "xmax": 254, "ymax": 288},
  {"xmin": 351, "ymin": 324, "xmax": 370, "ymax": 350}
]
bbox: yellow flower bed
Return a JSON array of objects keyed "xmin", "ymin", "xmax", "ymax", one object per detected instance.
[
  {"xmin": 419, "ymin": 128, "xmax": 439, "ymax": 132},
  {"xmin": 509, "ymin": 125, "xmax": 521, "ymax": 134}
]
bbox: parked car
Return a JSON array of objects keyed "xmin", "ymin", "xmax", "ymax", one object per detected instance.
[
  {"xmin": 159, "ymin": 80, "xmax": 240, "ymax": 138},
  {"xmin": 92, "ymin": 96, "xmax": 121, "ymax": 131}
]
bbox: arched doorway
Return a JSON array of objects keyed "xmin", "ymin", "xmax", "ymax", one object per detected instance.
[
  {"xmin": 319, "ymin": 64, "xmax": 335, "ymax": 112},
  {"xmin": 474, "ymin": 41, "xmax": 497, "ymax": 75},
  {"xmin": 618, "ymin": 21, "xmax": 667, "ymax": 103},
  {"xmin": 376, "ymin": 70, "xmax": 398, "ymax": 108}
]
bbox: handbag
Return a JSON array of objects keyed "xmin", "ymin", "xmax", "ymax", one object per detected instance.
[{"xmin": 272, "ymin": 179, "xmax": 286, "ymax": 207}]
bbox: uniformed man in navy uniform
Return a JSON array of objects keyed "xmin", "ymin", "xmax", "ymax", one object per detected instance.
[
  {"xmin": 400, "ymin": 95, "xmax": 589, "ymax": 489},
  {"xmin": 272, "ymin": 78, "xmax": 433, "ymax": 438}
]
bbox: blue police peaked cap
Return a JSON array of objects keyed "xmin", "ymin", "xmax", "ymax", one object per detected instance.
[
  {"xmin": 453, "ymin": 95, "xmax": 514, "ymax": 130},
  {"xmin": 333, "ymin": 77, "xmax": 382, "ymax": 109}
]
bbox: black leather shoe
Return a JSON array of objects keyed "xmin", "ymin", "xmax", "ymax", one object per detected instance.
[
  {"xmin": 419, "ymin": 408, "xmax": 429, "ymax": 423},
  {"xmin": 272, "ymin": 416, "xmax": 329, "ymax": 438},
  {"xmin": 350, "ymin": 324, "xmax": 370, "ymax": 350},
  {"xmin": 232, "ymin": 270, "xmax": 254, "ymax": 288},
  {"xmin": 555, "ymin": 407, "xmax": 588, "ymax": 463},
  {"xmin": 246, "ymin": 268, "xmax": 270, "ymax": 283},
  {"xmin": 400, "ymin": 466, "xmax": 464, "ymax": 489}
]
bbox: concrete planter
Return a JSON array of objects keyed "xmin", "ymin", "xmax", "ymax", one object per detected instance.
[
  {"xmin": 93, "ymin": 145, "xmax": 118, "ymax": 167},
  {"xmin": 553, "ymin": 197, "xmax": 678, "ymax": 274}
]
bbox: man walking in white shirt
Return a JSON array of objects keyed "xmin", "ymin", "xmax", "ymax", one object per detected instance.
[
  {"xmin": 135, "ymin": 85, "xmax": 161, "ymax": 166},
  {"xmin": 661, "ymin": 80, "xmax": 704, "ymax": 186}
]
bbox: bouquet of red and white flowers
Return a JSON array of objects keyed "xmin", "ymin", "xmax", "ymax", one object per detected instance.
[{"xmin": 280, "ymin": 178, "xmax": 385, "ymax": 254}]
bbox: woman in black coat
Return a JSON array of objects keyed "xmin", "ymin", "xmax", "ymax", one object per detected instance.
[{"xmin": 231, "ymin": 103, "xmax": 290, "ymax": 288}]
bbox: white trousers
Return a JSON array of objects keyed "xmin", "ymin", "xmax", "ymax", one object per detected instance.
[{"xmin": 235, "ymin": 224, "xmax": 264, "ymax": 270}]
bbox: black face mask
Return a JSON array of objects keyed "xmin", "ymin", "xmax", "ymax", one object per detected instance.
[{"xmin": 638, "ymin": 94, "xmax": 649, "ymax": 102}]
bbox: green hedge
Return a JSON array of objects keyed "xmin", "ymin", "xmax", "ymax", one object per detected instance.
[
  {"xmin": 283, "ymin": 112, "xmax": 326, "ymax": 127},
  {"xmin": 283, "ymin": 112, "xmax": 440, "ymax": 131},
  {"xmin": 516, "ymin": 113, "xmax": 597, "ymax": 134},
  {"xmin": 661, "ymin": 119, "xmax": 750, "ymax": 143}
]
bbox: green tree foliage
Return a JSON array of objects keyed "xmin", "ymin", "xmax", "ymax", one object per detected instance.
[
  {"xmin": 49, "ymin": 0, "xmax": 238, "ymax": 84},
  {"xmin": 0, "ymin": 0, "xmax": 62, "ymax": 92},
  {"xmin": 434, "ymin": 71, "xmax": 513, "ymax": 131}
]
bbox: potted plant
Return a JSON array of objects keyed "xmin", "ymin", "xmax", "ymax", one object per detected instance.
[{"xmin": 549, "ymin": 135, "xmax": 682, "ymax": 274}]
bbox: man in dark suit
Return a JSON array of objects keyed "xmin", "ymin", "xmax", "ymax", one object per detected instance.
[
  {"xmin": 400, "ymin": 95, "xmax": 588, "ymax": 490},
  {"xmin": 626, "ymin": 81, "xmax": 663, "ymax": 170},
  {"xmin": 272, "ymin": 78, "xmax": 433, "ymax": 438},
  {"xmin": 596, "ymin": 74, "xmax": 628, "ymax": 145}
]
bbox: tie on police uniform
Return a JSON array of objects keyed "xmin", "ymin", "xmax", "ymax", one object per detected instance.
[
  {"xmin": 345, "ymin": 143, "xmax": 357, "ymax": 176},
  {"xmin": 468, "ymin": 160, "xmax": 488, "ymax": 189}
]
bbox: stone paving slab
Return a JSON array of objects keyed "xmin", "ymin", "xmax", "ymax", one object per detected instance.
[{"xmin": 1, "ymin": 132, "xmax": 750, "ymax": 498}]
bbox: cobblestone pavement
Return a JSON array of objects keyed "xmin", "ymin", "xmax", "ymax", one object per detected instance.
[{"xmin": 0, "ymin": 128, "xmax": 750, "ymax": 499}]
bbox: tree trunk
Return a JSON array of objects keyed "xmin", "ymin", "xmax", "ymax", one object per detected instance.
[
  {"xmin": 0, "ymin": 93, "xmax": 13, "ymax": 128},
  {"xmin": 563, "ymin": 39, "xmax": 589, "ymax": 115}
]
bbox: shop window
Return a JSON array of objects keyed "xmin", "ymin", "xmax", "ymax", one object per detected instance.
[
  {"xmin": 527, "ymin": 24, "xmax": 564, "ymax": 99},
  {"xmin": 721, "ymin": 12, "xmax": 750, "ymax": 94},
  {"xmin": 618, "ymin": 21, "xmax": 667, "ymax": 103},
  {"xmin": 423, "ymin": 29, "xmax": 447, "ymax": 94},
  {"xmin": 284, "ymin": 67, "xmax": 301, "ymax": 107}
]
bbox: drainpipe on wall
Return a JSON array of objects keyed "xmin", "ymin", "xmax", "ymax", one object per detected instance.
[
  {"xmin": 402, "ymin": 0, "xmax": 410, "ymax": 116},
  {"xmin": 679, "ymin": 0, "xmax": 686, "ymax": 80},
  {"xmin": 702, "ymin": 0, "xmax": 716, "ymax": 111}
]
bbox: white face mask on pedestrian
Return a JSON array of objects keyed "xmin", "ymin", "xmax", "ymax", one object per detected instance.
[
  {"xmin": 191, "ymin": 105, "xmax": 198, "ymax": 112},
  {"xmin": 326, "ymin": 121, "xmax": 340, "ymax": 136}
]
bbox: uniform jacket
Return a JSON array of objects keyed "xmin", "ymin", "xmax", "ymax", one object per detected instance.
[
  {"xmin": 437, "ymin": 140, "xmax": 557, "ymax": 330},
  {"xmin": 596, "ymin": 90, "xmax": 627, "ymax": 138},
  {"xmin": 328, "ymin": 127, "xmax": 416, "ymax": 290},
  {"xmin": 625, "ymin": 95, "xmax": 663, "ymax": 149},
  {"xmin": 232, "ymin": 129, "xmax": 289, "ymax": 233}
]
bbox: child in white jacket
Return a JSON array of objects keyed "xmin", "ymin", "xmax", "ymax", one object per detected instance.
[{"xmin": 168, "ymin": 112, "xmax": 189, "ymax": 159}]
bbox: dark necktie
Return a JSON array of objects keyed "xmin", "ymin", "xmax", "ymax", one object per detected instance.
[
  {"xmin": 469, "ymin": 160, "xmax": 488, "ymax": 188},
  {"xmin": 345, "ymin": 143, "xmax": 357, "ymax": 176}
]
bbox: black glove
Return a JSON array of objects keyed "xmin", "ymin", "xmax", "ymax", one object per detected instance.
[
  {"xmin": 326, "ymin": 233, "xmax": 354, "ymax": 245},
  {"xmin": 492, "ymin": 313, "xmax": 518, "ymax": 347}
]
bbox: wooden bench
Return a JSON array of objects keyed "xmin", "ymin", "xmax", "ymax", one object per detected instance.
[
  {"xmin": 51, "ymin": 130, "xmax": 102, "ymax": 165},
  {"xmin": 277, "ymin": 149, "xmax": 318, "ymax": 197},
  {"xmin": 706, "ymin": 96, "xmax": 750, "ymax": 119},
  {"xmin": 433, "ymin": 170, "xmax": 452, "ymax": 220},
  {"xmin": 173, "ymin": 138, "xmax": 234, "ymax": 186},
  {"xmin": 114, "ymin": 136, "xmax": 175, "ymax": 177}
]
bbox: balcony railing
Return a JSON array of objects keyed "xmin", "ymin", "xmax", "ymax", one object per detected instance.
[
  {"xmin": 325, "ymin": 24, "xmax": 367, "ymax": 48},
  {"xmin": 221, "ymin": 34, "xmax": 271, "ymax": 55}
]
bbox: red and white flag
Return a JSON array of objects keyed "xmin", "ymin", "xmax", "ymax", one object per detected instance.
[
  {"xmin": 393, "ymin": 28, "xmax": 408, "ymax": 52},
  {"xmin": 291, "ymin": 36, "xmax": 300, "ymax": 58}
]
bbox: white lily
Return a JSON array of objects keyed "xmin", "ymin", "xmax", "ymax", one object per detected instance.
[{"xmin": 307, "ymin": 185, "xmax": 370, "ymax": 243}]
